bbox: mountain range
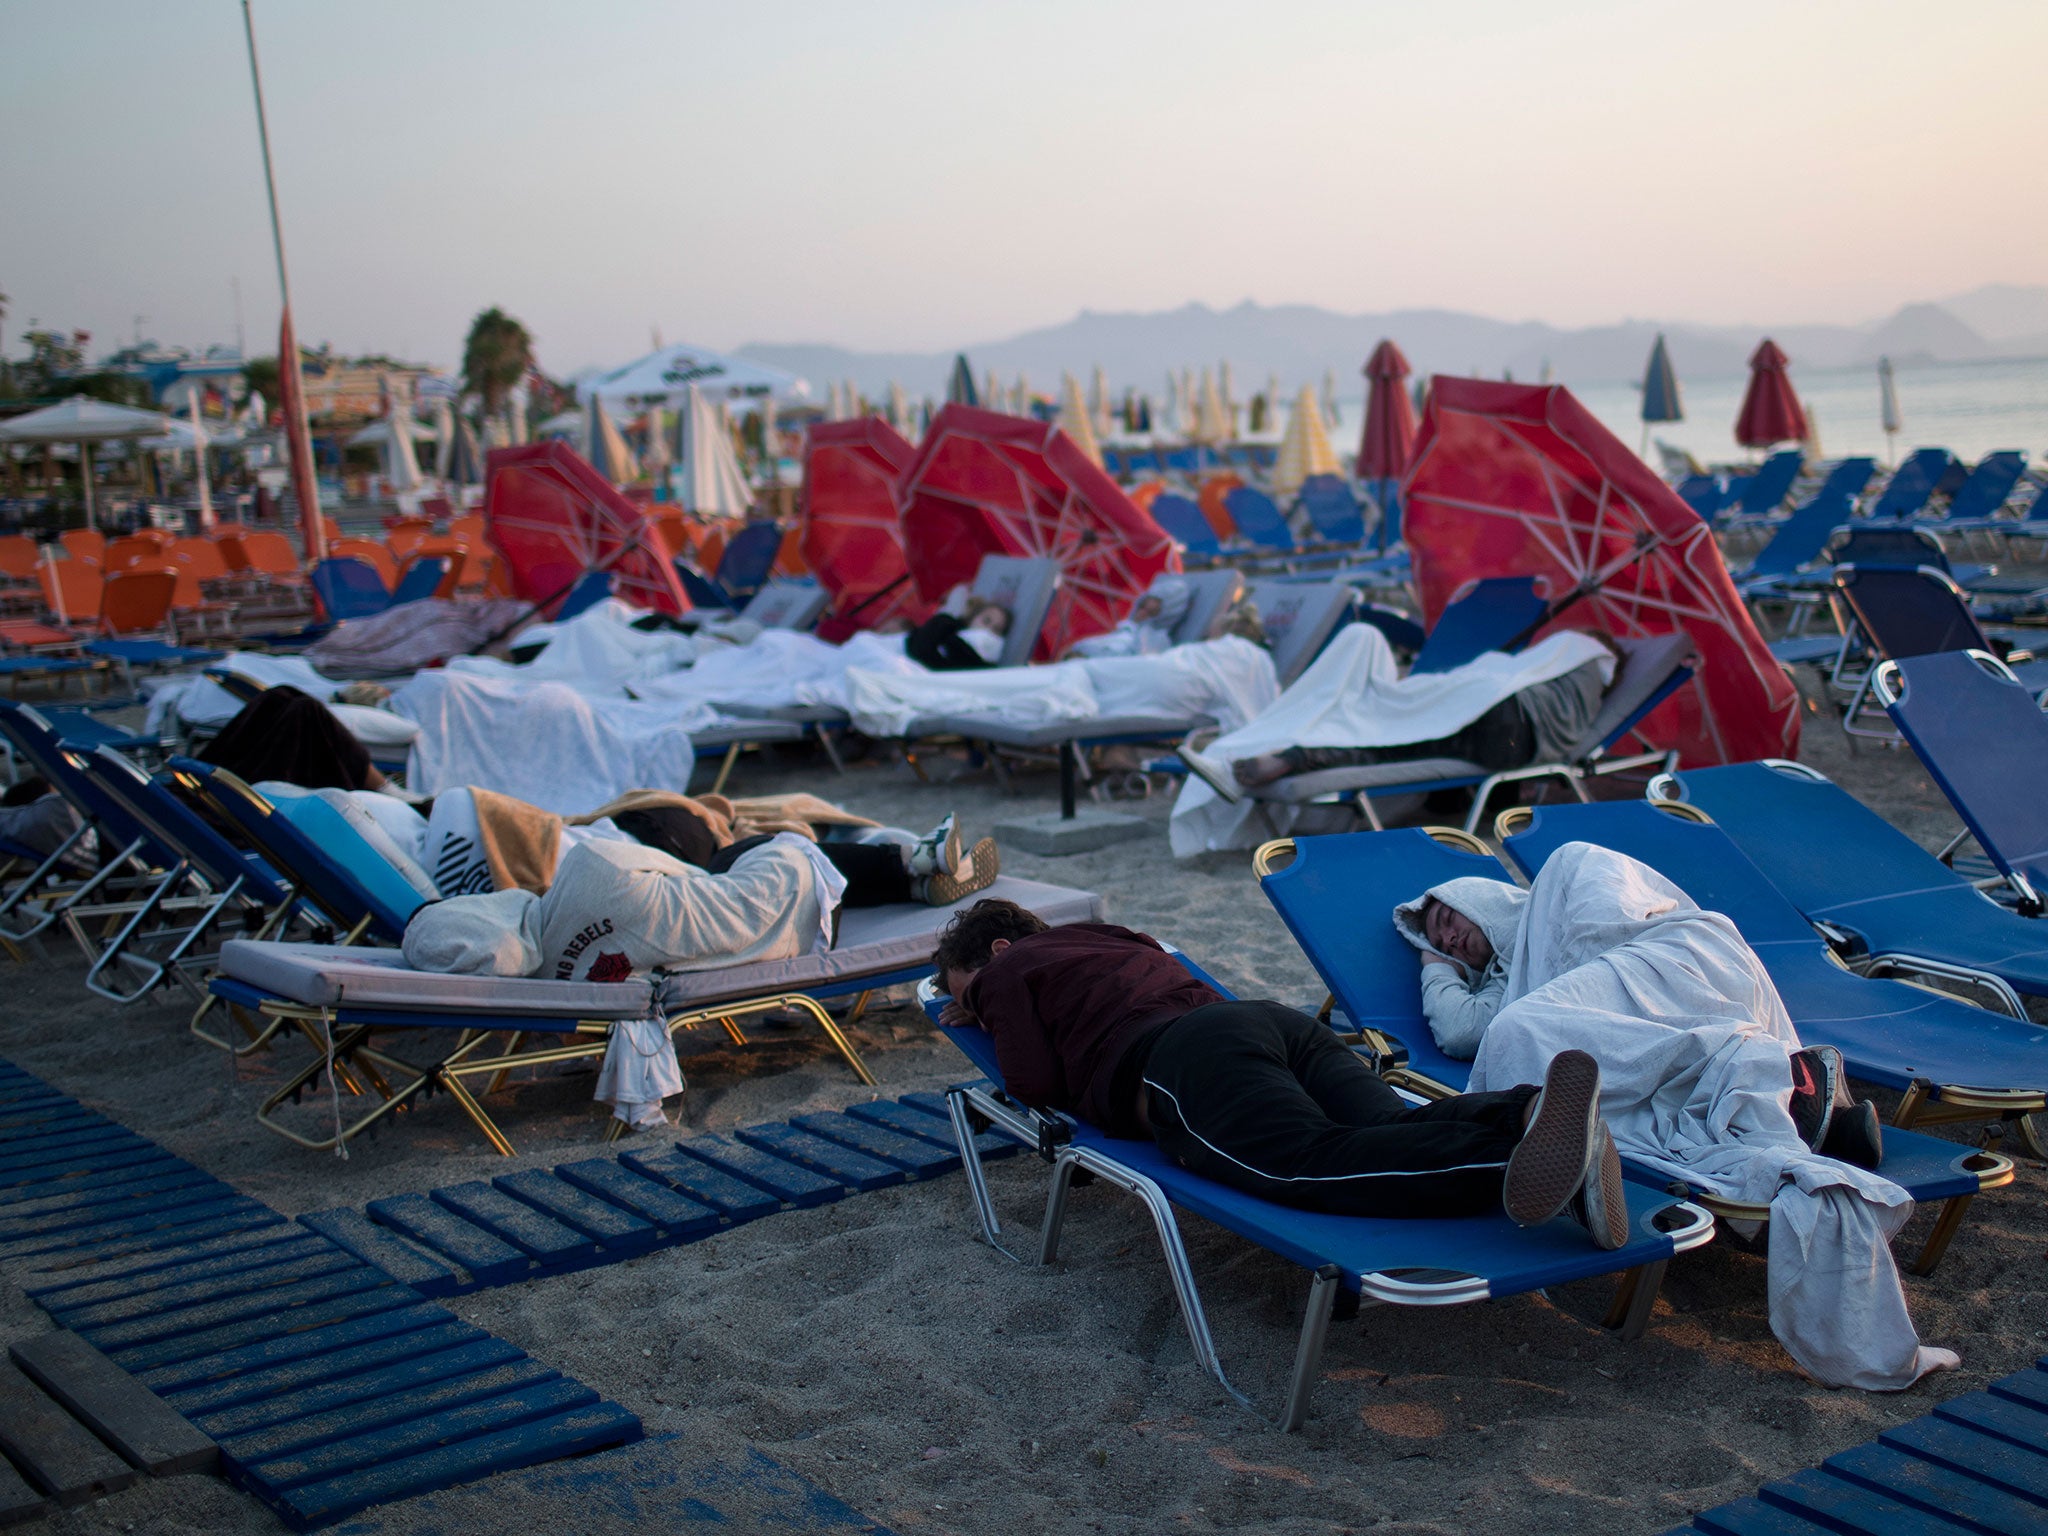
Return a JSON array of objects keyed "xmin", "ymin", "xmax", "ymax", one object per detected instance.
[{"xmin": 738, "ymin": 283, "xmax": 2048, "ymax": 400}]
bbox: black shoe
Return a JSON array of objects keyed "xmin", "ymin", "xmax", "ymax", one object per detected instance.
[
  {"xmin": 1821, "ymin": 1099, "xmax": 1884, "ymax": 1169},
  {"xmin": 1788, "ymin": 1045, "xmax": 1843, "ymax": 1151},
  {"xmin": 1563, "ymin": 1123, "xmax": 1630, "ymax": 1250},
  {"xmin": 1505, "ymin": 1050, "xmax": 1602, "ymax": 1229}
]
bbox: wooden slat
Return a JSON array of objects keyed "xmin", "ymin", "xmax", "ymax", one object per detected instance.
[
  {"xmin": 491, "ymin": 1172, "xmax": 657, "ymax": 1255},
  {"xmin": 793, "ymin": 1111, "xmax": 961, "ymax": 1176},
  {"xmin": 0, "ymin": 1194, "xmax": 265, "ymax": 1263},
  {"xmin": 366, "ymin": 1196, "xmax": 530, "ymax": 1287},
  {"xmin": 111, "ymin": 1282, "xmax": 422, "ymax": 1379},
  {"xmin": 146, "ymin": 1303, "xmax": 461, "ymax": 1405},
  {"xmin": 735, "ymin": 1124, "xmax": 906, "ymax": 1192},
  {"xmin": 9, "ymin": 1332, "xmax": 215, "ymax": 1477},
  {"xmin": 1762, "ymin": 1466, "xmax": 1989, "ymax": 1535},
  {"xmin": 32, "ymin": 1234, "xmax": 332, "ymax": 1317},
  {"xmin": 0, "ymin": 1357, "xmax": 137, "ymax": 1506},
  {"xmin": 269, "ymin": 1400, "xmax": 641, "ymax": 1530},
  {"xmin": 427, "ymin": 1185, "xmax": 597, "ymax": 1269},
  {"xmin": 552, "ymin": 1159, "xmax": 721, "ymax": 1239},
  {"xmin": 1690, "ymin": 1496, "xmax": 1832, "ymax": 1534},
  {"xmin": 295, "ymin": 1209, "xmax": 465, "ymax": 1298},
  {"xmin": 616, "ymin": 1149, "xmax": 780, "ymax": 1222},
  {"xmin": 221, "ymin": 1356, "xmax": 557, "ymax": 1468},
  {"xmin": 1825, "ymin": 1442, "xmax": 2048, "ymax": 1535},
  {"xmin": 79, "ymin": 1268, "xmax": 393, "ymax": 1355},
  {"xmin": 52, "ymin": 1250, "xmax": 359, "ymax": 1334},
  {"xmin": 23, "ymin": 1209, "xmax": 288, "ymax": 1277},
  {"xmin": 191, "ymin": 1335, "xmax": 520, "ymax": 1443},
  {"xmin": 1938, "ymin": 1390, "xmax": 2048, "ymax": 1452},
  {"xmin": 847, "ymin": 1098, "xmax": 1016, "ymax": 1158},
  {"xmin": 1883, "ymin": 1415, "xmax": 2048, "ymax": 1502},
  {"xmin": 670, "ymin": 1134, "xmax": 846, "ymax": 1208},
  {"xmin": 0, "ymin": 1452, "xmax": 43, "ymax": 1527}
]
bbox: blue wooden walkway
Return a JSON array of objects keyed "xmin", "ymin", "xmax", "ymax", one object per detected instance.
[
  {"xmin": 0, "ymin": 1059, "xmax": 640, "ymax": 1529},
  {"xmin": 1663, "ymin": 1362, "xmax": 2048, "ymax": 1534}
]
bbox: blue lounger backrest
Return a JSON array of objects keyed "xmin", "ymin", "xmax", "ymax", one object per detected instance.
[
  {"xmin": 80, "ymin": 748, "xmax": 292, "ymax": 909},
  {"xmin": 1149, "ymin": 495, "xmax": 1221, "ymax": 559},
  {"xmin": 1222, "ymin": 487, "xmax": 1295, "ymax": 552},
  {"xmin": 714, "ymin": 522, "xmax": 783, "ymax": 599},
  {"xmin": 971, "ymin": 554, "xmax": 1061, "ymax": 668},
  {"xmin": 1828, "ymin": 526, "xmax": 1947, "ymax": 572},
  {"xmin": 1246, "ymin": 580, "xmax": 1354, "ymax": 685},
  {"xmin": 1936, "ymin": 451, "xmax": 2028, "ymax": 523},
  {"xmin": 1733, "ymin": 450, "xmax": 1805, "ymax": 518},
  {"xmin": 0, "ymin": 700, "xmax": 161, "ymax": 861},
  {"xmin": 1166, "ymin": 569, "xmax": 1245, "ymax": 645},
  {"xmin": 1410, "ymin": 576, "xmax": 1550, "ymax": 674},
  {"xmin": 1881, "ymin": 650, "xmax": 2048, "ymax": 903},
  {"xmin": 390, "ymin": 555, "xmax": 449, "ymax": 606},
  {"xmin": 1675, "ymin": 476, "xmax": 1728, "ymax": 518},
  {"xmin": 166, "ymin": 758, "xmax": 422, "ymax": 941},
  {"xmin": 310, "ymin": 557, "xmax": 392, "ymax": 622},
  {"xmin": 554, "ymin": 569, "xmax": 614, "ymax": 622},
  {"xmin": 1866, "ymin": 448, "xmax": 1956, "ymax": 520},
  {"xmin": 1741, "ymin": 495, "xmax": 1851, "ymax": 584},
  {"xmin": 1296, "ymin": 475, "xmax": 1365, "ymax": 545},
  {"xmin": 1831, "ymin": 564, "xmax": 1989, "ymax": 660}
]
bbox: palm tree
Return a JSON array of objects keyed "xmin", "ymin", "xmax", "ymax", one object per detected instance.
[{"xmin": 462, "ymin": 308, "xmax": 533, "ymax": 420}]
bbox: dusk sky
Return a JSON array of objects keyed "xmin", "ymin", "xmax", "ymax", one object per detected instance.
[{"xmin": 4, "ymin": 0, "xmax": 2044, "ymax": 373}]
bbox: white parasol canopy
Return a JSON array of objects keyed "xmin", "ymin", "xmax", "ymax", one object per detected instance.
[
  {"xmin": 584, "ymin": 393, "xmax": 640, "ymax": 484},
  {"xmin": 0, "ymin": 395, "xmax": 173, "ymax": 525},
  {"xmin": 1056, "ymin": 373, "xmax": 1104, "ymax": 468},
  {"xmin": 674, "ymin": 384, "xmax": 752, "ymax": 516},
  {"xmin": 584, "ymin": 342, "xmax": 809, "ymax": 404}
]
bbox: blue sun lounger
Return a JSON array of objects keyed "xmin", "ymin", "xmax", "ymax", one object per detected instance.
[
  {"xmin": 1494, "ymin": 799, "xmax": 2048, "ymax": 1139},
  {"xmin": 1830, "ymin": 565, "xmax": 2048, "ymax": 734},
  {"xmin": 1254, "ymin": 826, "xmax": 2016, "ymax": 1272},
  {"xmin": 1148, "ymin": 494, "xmax": 1223, "ymax": 562},
  {"xmin": 1408, "ymin": 576, "xmax": 1552, "ymax": 674},
  {"xmin": 1875, "ymin": 649, "xmax": 2048, "ymax": 914},
  {"xmin": 1718, "ymin": 449, "xmax": 1806, "ymax": 525},
  {"xmin": 924, "ymin": 970, "xmax": 1710, "ymax": 1432},
  {"xmin": 1295, "ymin": 474, "xmax": 1367, "ymax": 546},
  {"xmin": 1916, "ymin": 450, "xmax": 2028, "ymax": 534},
  {"xmin": 1865, "ymin": 448, "xmax": 1957, "ymax": 521},
  {"xmin": 1651, "ymin": 759, "xmax": 2048, "ymax": 1012},
  {"xmin": 1222, "ymin": 486, "xmax": 1297, "ymax": 557}
]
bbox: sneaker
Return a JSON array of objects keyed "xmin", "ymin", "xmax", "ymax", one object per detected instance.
[
  {"xmin": 1175, "ymin": 743, "xmax": 1242, "ymax": 803},
  {"xmin": 1563, "ymin": 1123, "xmax": 1630, "ymax": 1250},
  {"xmin": 1821, "ymin": 1099, "xmax": 1884, "ymax": 1169},
  {"xmin": 919, "ymin": 836, "xmax": 999, "ymax": 906},
  {"xmin": 909, "ymin": 813, "xmax": 962, "ymax": 878},
  {"xmin": 1788, "ymin": 1045, "xmax": 1843, "ymax": 1151},
  {"xmin": 1504, "ymin": 1049, "xmax": 1603, "ymax": 1229}
]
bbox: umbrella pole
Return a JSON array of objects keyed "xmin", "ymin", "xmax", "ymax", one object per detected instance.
[{"xmin": 79, "ymin": 439, "xmax": 95, "ymax": 529}]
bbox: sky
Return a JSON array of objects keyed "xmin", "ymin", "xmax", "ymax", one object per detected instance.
[{"xmin": 3, "ymin": 0, "xmax": 2045, "ymax": 375}]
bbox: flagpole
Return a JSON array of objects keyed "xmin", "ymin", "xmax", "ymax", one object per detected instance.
[{"xmin": 241, "ymin": 0, "xmax": 326, "ymax": 558}]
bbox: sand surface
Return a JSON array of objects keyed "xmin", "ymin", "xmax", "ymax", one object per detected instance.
[{"xmin": 3, "ymin": 697, "xmax": 2043, "ymax": 1536}]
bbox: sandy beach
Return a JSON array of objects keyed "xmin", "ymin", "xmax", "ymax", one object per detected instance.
[{"xmin": 1, "ymin": 689, "xmax": 2042, "ymax": 1536}]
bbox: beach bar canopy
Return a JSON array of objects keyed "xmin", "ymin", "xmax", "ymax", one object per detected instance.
[
  {"xmin": 897, "ymin": 404, "xmax": 1177, "ymax": 660},
  {"xmin": 1403, "ymin": 377, "xmax": 1800, "ymax": 767},
  {"xmin": 0, "ymin": 396, "xmax": 172, "ymax": 525},
  {"xmin": 800, "ymin": 415, "xmax": 927, "ymax": 637},
  {"xmin": 583, "ymin": 342, "xmax": 810, "ymax": 405}
]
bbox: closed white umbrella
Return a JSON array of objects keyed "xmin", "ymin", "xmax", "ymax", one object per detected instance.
[
  {"xmin": 675, "ymin": 383, "xmax": 752, "ymax": 516},
  {"xmin": 189, "ymin": 391, "xmax": 215, "ymax": 529},
  {"xmin": 1877, "ymin": 357, "xmax": 1902, "ymax": 467},
  {"xmin": 432, "ymin": 396, "xmax": 455, "ymax": 480},
  {"xmin": 1322, "ymin": 369, "xmax": 1340, "ymax": 426},
  {"xmin": 1090, "ymin": 364, "xmax": 1112, "ymax": 439},
  {"xmin": 584, "ymin": 394, "xmax": 639, "ymax": 484},
  {"xmin": 508, "ymin": 385, "xmax": 529, "ymax": 446},
  {"xmin": 1192, "ymin": 367, "xmax": 1229, "ymax": 446},
  {"xmin": 1272, "ymin": 384, "xmax": 1340, "ymax": 498},
  {"xmin": 383, "ymin": 380, "xmax": 423, "ymax": 495},
  {"xmin": 1056, "ymin": 373, "xmax": 1103, "ymax": 467},
  {"xmin": 640, "ymin": 400, "xmax": 672, "ymax": 482},
  {"xmin": 888, "ymin": 379, "xmax": 910, "ymax": 434}
]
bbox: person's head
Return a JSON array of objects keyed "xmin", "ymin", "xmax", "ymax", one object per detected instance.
[
  {"xmin": 963, "ymin": 598, "xmax": 1011, "ymax": 636},
  {"xmin": 1217, "ymin": 599, "xmax": 1267, "ymax": 647},
  {"xmin": 1581, "ymin": 627, "xmax": 1626, "ymax": 682},
  {"xmin": 931, "ymin": 898, "xmax": 1049, "ymax": 999},
  {"xmin": 1422, "ymin": 896, "xmax": 1494, "ymax": 970},
  {"xmin": 1132, "ymin": 594, "xmax": 1164, "ymax": 623}
]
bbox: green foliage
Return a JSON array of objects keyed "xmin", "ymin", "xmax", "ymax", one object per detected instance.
[
  {"xmin": 243, "ymin": 354, "xmax": 281, "ymax": 405},
  {"xmin": 462, "ymin": 307, "xmax": 534, "ymax": 416}
]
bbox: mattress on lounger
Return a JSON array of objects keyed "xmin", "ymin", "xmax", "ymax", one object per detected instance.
[
  {"xmin": 218, "ymin": 875, "xmax": 1103, "ymax": 1016},
  {"xmin": 907, "ymin": 713, "xmax": 1215, "ymax": 747},
  {"xmin": 1255, "ymin": 757, "xmax": 1486, "ymax": 803},
  {"xmin": 217, "ymin": 941, "xmax": 657, "ymax": 1016},
  {"xmin": 659, "ymin": 874, "xmax": 1104, "ymax": 1007}
]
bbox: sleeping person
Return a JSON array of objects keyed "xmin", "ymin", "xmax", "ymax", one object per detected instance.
[
  {"xmin": 905, "ymin": 599, "xmax": 1011, "ymax": 671},
  {"xmin": 1392, "ymin": 843, "xmax": 1948, "ymax": 1392},
  {"xmin": 1065, "ymin": 577, "xmax": 1192, "ymax": 658}
]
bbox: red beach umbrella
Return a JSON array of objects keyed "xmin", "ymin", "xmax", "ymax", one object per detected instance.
[
  {"xmin": 1357, "ymin": 340, "xmax": 1419, "ymax": 481},
  {"xmin": 799, "ymin": 416, "xmax": 929, "ymax": 639},
  {"xmin": 483, "ymin": 441, "xmax": 691, "ymax": 617},
  {"xmin": 1734, "ymin": 339, "xmax": 1809, "ymax": 449},
  {"xmin": 1403, "ymin": 377, "xmax": 1800, "ymax": 766},
  {"xmin": 898, "ymin": 404, "xmax": 1178, "ymax": 660}
]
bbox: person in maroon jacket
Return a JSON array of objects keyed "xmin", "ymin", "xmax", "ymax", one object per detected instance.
[{"xmin": 932, "ymin": 899, "xmax": 1629, "ymax": 1247}]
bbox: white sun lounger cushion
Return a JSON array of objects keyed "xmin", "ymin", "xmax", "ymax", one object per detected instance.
[
  {"xmin": 659, "ymin": 874, "xmax": 1104, "ymax": 1008},
  {"xmin": 218, "ymin": 940, "xmax": 657, "ymax": 1017}
]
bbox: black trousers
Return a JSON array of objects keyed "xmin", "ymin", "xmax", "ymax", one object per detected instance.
[
  {"xmin": 1277, "ymin": 695, "xmax": 1535, "ymax": 777},
  {"xmin": 199, "ymin": 686, "xmax": 375, "ymax": 791},
  {"xmin": 1140, "ymin": 1001, "xmax": 1535, "ymax": 1218},
  {"xmin": 709, "ymin": 834, "xmax": 911, "ymax": 908}
]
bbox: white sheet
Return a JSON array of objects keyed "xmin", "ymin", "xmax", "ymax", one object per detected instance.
[
  {"xmin": 391, "ymin": 671, "xmax": 713, "ymax": 813},
  {"xmin": 1081, "ymin": 636, "xmax": 1276, "ymax": 733},
  {"xmin": 1168, "ymin": 625, "xmax": 1615, "ymax": 856},
  {"xmin": 1467, "ymin": 842, "xmax": 1952, "ymax": 1391},
  {"xmin": 444, "ymin": 598, "xmax": 697, "ymax": 695},
  {"xmin": 631, "ymin": 629, "xmax": 920, "ymax": 713},
  {"xmin": 146, "ymin": 651, "xmax": 344, "ymax": 732}
]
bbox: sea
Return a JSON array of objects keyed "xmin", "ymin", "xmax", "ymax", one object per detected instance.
[{"xmin": 1315, "ymin": 355, "xmax": 2048, "ymax": 473}]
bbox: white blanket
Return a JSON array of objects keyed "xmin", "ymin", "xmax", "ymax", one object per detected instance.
[
  {"xmin": 146, "ymin": 651, "xmax": 344, "ymax": 732},
  {"xmin": 444, "ymin": 598, "xmax": 697, "ymax": 695},
  {"xmin": 391, "ymin": 671, "xmax": 713, "ymax": 813},
  {"xmin": 841, "ymin": 636, "xmax": 1277, "ymax": 739},
  {"xmin": 1168, "ymin": 625, "xmax": 1615, "ymax": 856},
  {"xmin": 1467, "ymin": 842, "xmax": 1952, "ymax": 1391},
  {"xmin": 631, "ymin": 630, "xmax": 921, "ymax": 713}
]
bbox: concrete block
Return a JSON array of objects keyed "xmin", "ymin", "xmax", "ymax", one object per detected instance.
[{"xmin": 993, "ymin": 809, "xmax": 1148, "ymax": 856}]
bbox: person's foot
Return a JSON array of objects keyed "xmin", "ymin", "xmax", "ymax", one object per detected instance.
[
  {"xmin": 1788, "ymin": 1045, "xmax": 1844, "ymax": 1151},
  {"xmin": 909, "ymin": 812, "xmax": 963, "ymax": 878},
  {"xmin": 918, "ymin": 836, "xmax": 999, "ymax": 906},
  {"xmin": 1821, "ymin": 1099, "xmax": 1884, "ymax": 1169},
  {"xmin": 1175, "ymin": 743, "xmax": 1242, "ymax": 803},
  {"xmin": 1504, "ymin": 1049, "xmax": 1604, "ymax": 1229},
  {"xmin": 1562, "ymin": 1123, "xmax": 1630, "ymax": 1250},
  {"xmin": 1232, "ymin": 753, "xmax": 1291, "ymax": 788}
]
